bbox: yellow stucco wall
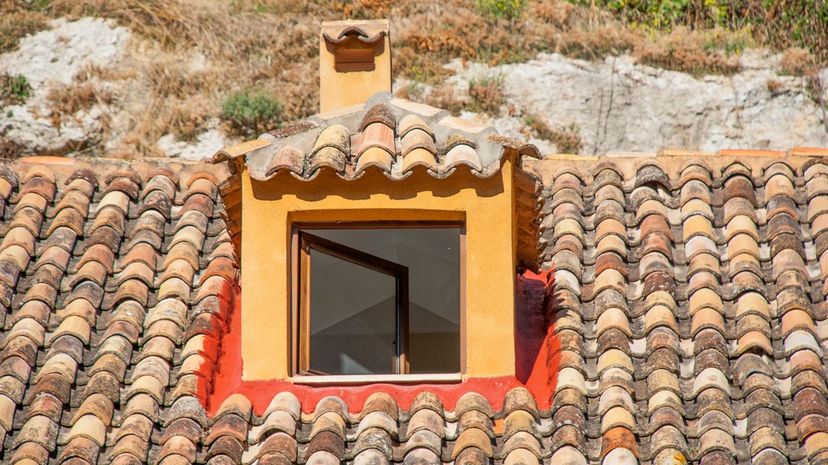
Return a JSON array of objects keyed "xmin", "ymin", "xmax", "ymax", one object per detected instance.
[{"xmin": 240, "ymin": 161, "xmax": 518, "ymax": 381}]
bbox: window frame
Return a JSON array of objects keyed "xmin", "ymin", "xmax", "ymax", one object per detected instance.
[
  {"xmin": 289, "ymin": 220, "xmax": 466, "ymax": 383},
  {"xmin": 297, "ymin": 231, "xmax": 410, "ymax": 375}
]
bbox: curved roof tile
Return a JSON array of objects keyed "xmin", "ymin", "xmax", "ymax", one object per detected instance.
[{"xmin": 213, "ymin": 93, "xmax": 528, "ymax": 182}]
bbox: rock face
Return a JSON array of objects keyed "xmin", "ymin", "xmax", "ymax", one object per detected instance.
[
  {"xmin": 0, "ymin": 17, "xmax": 129, "ymax": 87},
  {"xmin": 157, "ymin": 124, "xmax": 227, "ymax": 161},
  {"xmin": 0, "ymin": 18, "xmax": 130, "ymax": 155},
  {"xmin": 449, "ymin": 52, "xmax": 828, "ymax": 154}
]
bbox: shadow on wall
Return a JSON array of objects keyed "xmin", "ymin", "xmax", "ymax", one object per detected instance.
[
  {"xmin": 515, "ymin": 270, "xmax": 560, "ymax": 395},
  {"xmin": 249, "ymin": 168, "xmax": 506, "ymax": 202}
]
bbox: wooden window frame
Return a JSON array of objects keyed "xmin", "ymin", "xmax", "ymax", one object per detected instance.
[{"xmin": 290, "ymin": 221, "xmax": 466, "ymax": 381}]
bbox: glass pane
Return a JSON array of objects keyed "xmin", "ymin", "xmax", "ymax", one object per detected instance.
[
  {"xmin": 308, "ymin": 248, "xmax": 396, "ymax": 374},
  {"xmin": 308, "ymin": 228, "xmax": 460, "ymax": 373}
]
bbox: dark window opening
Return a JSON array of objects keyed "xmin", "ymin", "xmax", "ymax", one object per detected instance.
[{"xmin": 294, "ymin": 225, "xmax": 461, "ymax": 376}]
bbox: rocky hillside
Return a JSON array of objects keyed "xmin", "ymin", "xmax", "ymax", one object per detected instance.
[
  {"xmin": 461, "ymin": 52, "xmax": 828, "ymax": 154},
  {"xmin": 1, "ymin": 0, "xmax": 827, "ymax": 159}
]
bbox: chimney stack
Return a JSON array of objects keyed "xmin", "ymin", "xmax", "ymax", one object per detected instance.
[{"xmin": 319, "ymin": 19, "xmax": 391, "ymax": 113}]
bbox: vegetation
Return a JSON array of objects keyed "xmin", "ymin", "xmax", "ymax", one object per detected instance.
[
  {"xmin": 475, "ymin": 0, "xmax": 525, "ymax": 19},
  {"xmin": 221, "ymin": 89, "xmax": 283, "ymax": 137},
  {"xmin": 1, "ymin": 0, "xmax": 825, "ymax": 157},
  {"xmin": 568, "ymin": 0, "xmax": 827, "ymax": 66},
  {"xmin": 47, "ymin": 82, "xmax": 113, "ymax": 126},
  {"xmin": 467, "ymin": 74, "xmax": 506, "ymax": 114},
  {"xmin": 780, "ymin": 47, "xmax": 815, "ymax": 76},
  {"xmin": 420, "ymin": 84, "xmax": 463, "ymax": 115},
  {"xmin": 0, "ymin": 138, "xmax": 23, "ymax": 160},
  {"xmin": 524, "ymin": 114, "xmax": 583, "ymax": 154},
  {"xmin": 1, "ymin": 74, "xmax": 32, "ymax": 105},
  {"xmin": 0, "ymin": 8, "xmax": 47, "ymax": 53}
]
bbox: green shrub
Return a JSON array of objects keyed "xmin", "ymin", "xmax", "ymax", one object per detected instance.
[
  {"xmin": 475, "ymin": 0, "xmax": 525, "ymax": 19},
  {"xmin": 220, "ymin": 89, "xmax": 283, "ymax": 137},
  {"xmin": 1, "ymin": 74, "xmax": 32, "ymax": 105}
]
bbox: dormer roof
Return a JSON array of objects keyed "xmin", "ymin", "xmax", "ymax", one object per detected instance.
[
  {"xmin": 211, "ymin": 93, "xmax": 544, "ymax": 268},
  {"xmin": 213, "ymin": 92, "xmax": 539, "ymax": 181}
]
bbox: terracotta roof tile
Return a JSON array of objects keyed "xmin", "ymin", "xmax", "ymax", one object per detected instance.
[
  {"xmin": 6, "ymin": 149, "xmax": 828, "ymax": 464},
  {"xmin": 216, "ymin": 93, "xmax": 516, "ymax": 184}
]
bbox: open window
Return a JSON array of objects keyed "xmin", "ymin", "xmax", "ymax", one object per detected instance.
[{"xmin": 292, "ymin": 224, "xmax": 462, "ymax": 379}]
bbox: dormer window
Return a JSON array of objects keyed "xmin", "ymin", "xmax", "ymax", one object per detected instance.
[
  {"xmin": 293, "ymin": 224, "xmax": 461, "ymax": 379},
  {"xmin": 211, "ymin": 19, "xmax": 543, "ymax": 385}
]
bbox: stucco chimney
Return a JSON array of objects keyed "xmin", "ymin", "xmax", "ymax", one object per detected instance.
[{"xmin": 319, "ymin": 19, "xmax": 391, "ymax": 113}]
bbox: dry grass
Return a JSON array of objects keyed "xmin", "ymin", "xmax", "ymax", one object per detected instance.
[
  {"xmin": 391, "ymin": 1, "xmax": 753, "ymax": 82},
  {"xmin": 524, "ymin": 114, "xmax": 583, "ymax": 154},
  {"xmin": 0, "ymin": 2, "xmax": 48, "ymax": 53},
  {"xmin": 423, "ymin": 84, "xmax": 465, "ymax": 115},
  {"xmin": 4, "ymin": 0, "xmax": 826, "ymax": 157},
  {"xmin": 576, "ymin": 0, "xmax": 828, "ymax": 64},
  {"xmin": 0, "ymin": 138, "xmax": 24, "ymax": 159},
  {"xmin": 162, "ymin": 95, "xmax": 215, "ymax": 141},
  {"xmin": 467, "ymin": 74, "xmax": 505, "ymax": 114},
  {"xmin": 632, "ymin": 27, "xmax": 744, "ymax": 75},
  {"xmin": 780, "ymin": 47, "xmax": 816, "ymax": 76},
  {"xmin": 22, "ymin": 0, "xmax": 327, "ymax": 157},
  {"xmin": 47, "ymin": 82, "xmax": 113, "ymax": 124}
]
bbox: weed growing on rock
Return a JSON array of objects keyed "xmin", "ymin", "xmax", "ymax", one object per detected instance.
[
  {"xmin": 1, "ymin": 74, "xmax": 32, "ymax": 105},
  {"xmin": 424, "ymin": 84, "xmax": 465, "ymax": 115},
  {"xmin": 47, "ymin": 82, "xmax": 114, "ymax": 126},
  {"xmin": 395, "ymin": 81, "xmax": 425, "ymax": 101},
  {"xmin": 221, "ymin": 89, "xmax": 283, "ymax": 137},
  {"xmin": 524, "ymin": 114, "xmax": 583, "ymax": 154},
  {"xmin": 0, "ymin": 138, "xmax": 24, "ymax": 159},
  {"xmin": 548, "ymin": 123, "xmax": 583, "ymax": 154},
  {"xmin": 467, "ymin": 74, "xmax": 506, "ymax": 115},
  {"xmin": 780, "ymin": 48, "xmax": 815, "ymax": 76},
  {"xmin": 766, "ymin": 79, "xmax": 783, "ymax": 96}
]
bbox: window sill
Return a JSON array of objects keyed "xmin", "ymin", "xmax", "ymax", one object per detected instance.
[{"xmin": 292, "ymin": 373, "xmax": 462, "ymax": 385}]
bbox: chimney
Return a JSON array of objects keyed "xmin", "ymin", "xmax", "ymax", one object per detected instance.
[{"xmin": 319, "ymin": 19, "xmax": 391, "ymax": 113}]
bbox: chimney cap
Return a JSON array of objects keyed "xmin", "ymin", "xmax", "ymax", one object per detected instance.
[{"xmin": 321, "ymin": 19, "xmax": 388, "ymax": 44}]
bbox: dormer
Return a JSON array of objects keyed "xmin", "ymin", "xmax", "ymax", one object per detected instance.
[{"xmin": 212, "ymin": 20, "xmax": 544, "ymax": 396}]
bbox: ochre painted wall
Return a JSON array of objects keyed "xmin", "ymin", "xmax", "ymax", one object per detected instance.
[{"xmin": 239, "ymin": 161, "xmax": 518, "ymax": 381}]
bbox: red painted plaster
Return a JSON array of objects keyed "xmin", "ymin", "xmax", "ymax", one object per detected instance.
[
  {"xmin": 515, "ymin": 269, "xmax": 560, "ymax": 403},
  {"xmin": 196, "ymin": 271, "xmax": 558, "ymax": 416}
]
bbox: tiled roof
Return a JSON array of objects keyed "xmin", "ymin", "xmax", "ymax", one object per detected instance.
[
  {"xmin": 3, "ymin": 150, "xmax": 828, "ymax": 465},
  {"xmin": 212, "ymin": 93, "xmax": 536, "ymax": 182},
  {"xmin": 0, "ymin": 157, "xmax": 239, "ymax": 465},
  {"xmin": 532, "ymin": 151, "xmax": 828, "ymax": 465}
]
